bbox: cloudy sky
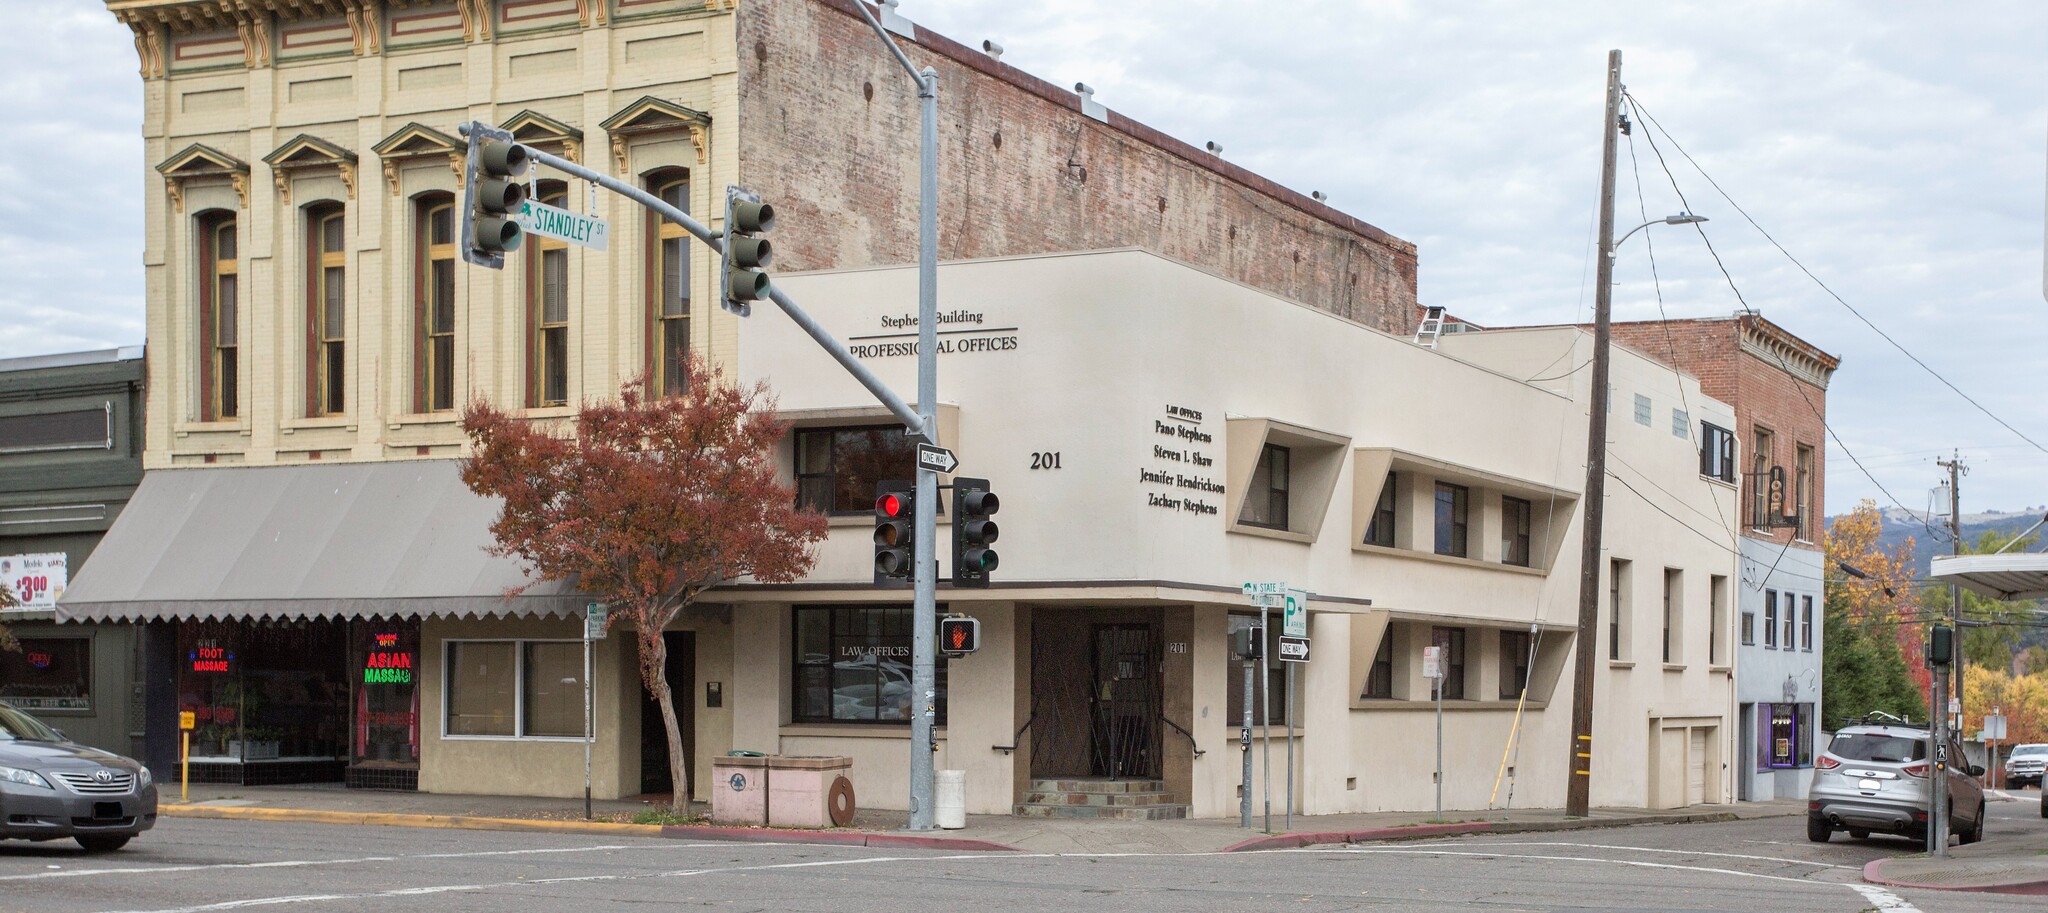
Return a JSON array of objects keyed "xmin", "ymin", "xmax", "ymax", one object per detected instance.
[{"xmin": 4, "ymin": 0, "xmax": 2046, "ymax": 518}]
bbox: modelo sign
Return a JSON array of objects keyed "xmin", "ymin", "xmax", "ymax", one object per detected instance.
[{"xmin": 0, "ymin": 552, "xmax": 66, "ymax": 612}]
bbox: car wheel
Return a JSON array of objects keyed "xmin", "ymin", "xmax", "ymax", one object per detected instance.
[
  {"xmin": 75, "ymin": 835, "xmax": 131, "ymax": 853},
  {"xmin": 1806, "ymin": 816, "xmax": 1831, "ymax": 843},
  {"xmin": 1959, "ymin": 803, "xmax": 1984, "ymax": 845},
  {"xmin": 1847, "ymin": 829, "xmax": 1870, "ymax": 840}
]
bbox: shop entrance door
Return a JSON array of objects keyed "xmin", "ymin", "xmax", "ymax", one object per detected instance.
[
  {"xmin": 639, "ymin": 631, "xmax": 696, "ymax": 797},
  {"xmin": 1089, "ymin": 624, "xmax": 1161, "ymax": 779}
]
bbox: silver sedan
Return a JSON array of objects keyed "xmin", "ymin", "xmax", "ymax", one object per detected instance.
[{"xmin": 0, "ymin": 702, "xmax": 157, "ymax": 852}]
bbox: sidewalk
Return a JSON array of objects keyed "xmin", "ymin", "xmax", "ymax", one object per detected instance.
[
  {"xmin": 1862, "ymin": 789, "xmax": 2048, "ymax": 895},
  {"xmin": 159, "ymin": 783, "xmax": 1801, "ymax": 855}
]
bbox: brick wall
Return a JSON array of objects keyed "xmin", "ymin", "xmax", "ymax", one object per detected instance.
[
  {"xmin": 736, "ymin": 0, "xmax": 1419, "ymax": 334},
  {"xmin": 1607, "ymin": 317, "xmax": 1831, "ymax": 549}
]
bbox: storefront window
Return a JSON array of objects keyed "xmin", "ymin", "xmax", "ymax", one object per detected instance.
[
  {"xmin": 445, "ymin": 641, "xmax": 515, "ymax": 736},
  {"xmin": 443, "ymin": 639, "xmax": 586, "ymax": 739},
  {"xmin": 1760, "ymin": 702, "xmax": 1814, "ymax": 770},
  {"xmin": 353, "ymin": 622, "xmax": 420, "ymax": 765},
  {"xmin": 177, "ymin": 620, "xmax": 347, "ymax": 762},
  {"xmin": 522, "ymin": 642, "xmax": 585, "ymax": 738},
  {"xmin": 792, "ymin": 606, "xmax": 947, "ymax": 724},
  {"xmin": 0, "ymin": 637, "xmax": 90, "ymax": 711}
]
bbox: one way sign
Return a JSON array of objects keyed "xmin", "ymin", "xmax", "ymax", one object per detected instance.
[{"xmin": 916, "ymin": 443, "xmax": 958, "ymax": 474}]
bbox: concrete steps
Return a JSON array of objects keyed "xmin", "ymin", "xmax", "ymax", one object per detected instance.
[{"xmin": 1014, "ymin": 778, "xmax": 1188, "ymax": 820}]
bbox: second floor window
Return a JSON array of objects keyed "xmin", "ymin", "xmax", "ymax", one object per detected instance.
[
  {"xmin": 1238, "ymin": 444, "xmax": 1290, "ymax": 530},
  {"xmin": 649, "ymin": 173, "xmax": 691, "ymax": 397},
  {"xmin": 308, "ymin": 207, "xmax": 346, "ymax": 416},
  {"xmin": 1700, "ymin": 422, "xmax": 1735, "ymax": 482},
  {"xmin": 1361, "ymin": 631, "xmax": 1393, "ymax": 699},
  {"xmin": 199, "ymin": 214, "xmax": 238, "ymax": 421},
  {"xmin": 1431, "ymin": 626, "xmax": 1466, "ymax": 700},
  {"xmin": 417, "ymin": 196, "xmax": 457, "ymax": 412},
  {"xmin": 1499, "ymin": 629, "xmax": 1531, "ymax": 699},
  {"xmin": 1763, "ymin": 589, "xmax": 1779, "ymax": 649},
  {"xmin": 1364, "ymin": 472, "xmax": 1396, "ymax": 547},
  {"xmin": 1501, "ymin": 496, "xmax": 1532, "ymax": 567},
  {"xmin": 529, "ymin": 183, "xmax": 570, "ymax": 408},
  {"xmin": 1434, "ymin": 482, "xmax": 1468, "ymax": 557},
  {"xmin": 794, "ymin": 426, "xmax": 917, "ymax": 515},
  {"xmin": 1801, "ymin": 595, "xmax": 1814, "ymax": 651}
]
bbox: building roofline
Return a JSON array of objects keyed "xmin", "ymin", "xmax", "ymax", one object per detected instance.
[
  {"xmin": 0, "ymin": 345, "xmax": 145, "ymax": 374},
  {"xmin": 812, "ymin": 0, "xmax": 1414, "ymax": 257}
]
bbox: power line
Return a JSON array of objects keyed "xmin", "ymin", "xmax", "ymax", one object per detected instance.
[{"xmin": 1625, "ymin": 93, "xmax": 2048, "ymax": 460}]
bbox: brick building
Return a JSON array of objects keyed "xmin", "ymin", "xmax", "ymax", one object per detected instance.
[{"xmin": 1604, "ymin": 313, "xmax": 1839, "ymax": 801}]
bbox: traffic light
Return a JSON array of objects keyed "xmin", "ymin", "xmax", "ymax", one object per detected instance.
[
  {"xmin": 873, "ymin": 480, "xmax": 915, "ymax": 586},
  {"xmin": 951, "ymin": 477, "xmax": 999, "ymax": 588},
  {"xmin": 939, "ymin": 616, "xmax": 980, "ymax": 656},
  {"xmin": 460, "ymin": 121, "xmax": 528, "ymax": 269},
  {"xmin": 1927, "ymin": 624, "xmax": 1954, "ymax": 667},
  {"xmin": 721, "ymin": 187, "xmax": 775, "ymax": 316}
]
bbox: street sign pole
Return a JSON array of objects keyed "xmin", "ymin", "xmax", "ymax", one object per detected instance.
[
  {"xmin": 1240, "ymin": 658, "xmax": 1254, "ymax": 828},
  {"xmin": 1285, "ymin": 660, "xmax": 1294, "ymax": 832},
  {"xmin": 584, "ymin": 602, "xmax": 606, "ymax": 821}
]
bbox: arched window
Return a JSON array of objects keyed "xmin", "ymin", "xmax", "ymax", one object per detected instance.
[
  {"xmin": 646, "ymin": 170, "xmax": 690, "ymax": 397},
  {"xmin": 307, "ymin": 204, "xmax": 347, "ymax": 416},
  {"xmin": 197, "ymin": 212, "xmax": 238, "ymax": 421},
  {"xmin": 415, "ymin": 194, "xmax": 457, "ymax": 412},
  {"xmin": 527, "ymin": 180, "xmax": 570, "ymax": 407}
]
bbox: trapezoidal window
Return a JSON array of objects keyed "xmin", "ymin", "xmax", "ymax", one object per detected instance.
[
  {"xmin": 646, "ymin": 171, "xmax": 691, "ymax": 397},
  {"xmin": 527, "ymin": 181, "xmax": 570, "ymax": 408},
  {"xmin": 306, "ymin": 205, "xmax": 346, "ymax": 416},
  {"xmin": 415, "ymin": 195, "xmax": 457, "ymax": 412},
  {"xmin": 197, "ymin": 212, "xmax": 239, "ymax": 421}
]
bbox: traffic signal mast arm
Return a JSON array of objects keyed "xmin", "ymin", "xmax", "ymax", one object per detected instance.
[{"xmin": 462, "ymin": 124, "xmax": 933, "ymax": 446}]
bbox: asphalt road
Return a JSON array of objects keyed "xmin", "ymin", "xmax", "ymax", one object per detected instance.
[{"xmin": 3, "ymin": 791, "xmax": 2043, "ymax": 913}]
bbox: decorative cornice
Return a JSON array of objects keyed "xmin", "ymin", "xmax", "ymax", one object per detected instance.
[
  {"xmin": 373, "ymin": 121, "xmax": 464, "ymax": 195},
  {"xmin": 158, "ymin": 143, "xmax": 251, "ymax": 213},
  {"xmin": 263, "ymin": 133, "xmax": 360, "ymax": 203},
  {"xmin": 600, "ymin": 95, "xmax": 713, "ymax": 172}
]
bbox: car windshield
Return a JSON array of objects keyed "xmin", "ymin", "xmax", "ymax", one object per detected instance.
[
  {"xmin": 1828, "ymin": 733, "xmax": 1926, "ymax": 764},
  {"xmin": 2013, "ymin": 745, "xmax": 2048, "ymax": 758},
  {"xmin": 0, "ymin": 703, "xmax": 61, "ymax": 742}
]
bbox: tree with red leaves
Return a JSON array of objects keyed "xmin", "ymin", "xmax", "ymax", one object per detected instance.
[{"xmin": 461, "ymin": 354, "xmax": 827, "ymax": 812}]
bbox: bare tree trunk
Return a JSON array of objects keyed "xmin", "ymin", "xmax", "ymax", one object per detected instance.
[{"xmin": 641, "ymin": 627, "xmax": 692, "ymax": 814}]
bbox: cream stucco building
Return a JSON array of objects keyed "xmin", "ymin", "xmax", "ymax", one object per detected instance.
[{"xmin": 66, "ymin": 0, "xmax": 1745, "ymax": 816}]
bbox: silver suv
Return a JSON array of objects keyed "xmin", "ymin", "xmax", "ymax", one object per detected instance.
[
  {"xmin": 1807, "ymin": 717, "xmax": 1985, "ymax": 844},
  {"xmin": 2003, "ymin": 743, "xmax": 2045, "ymax": 789}
]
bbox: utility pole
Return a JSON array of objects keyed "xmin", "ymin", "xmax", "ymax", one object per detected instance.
[
  {"xmin": 1937, "ymin": 453, "xmax": 1965, "ymax": 738},
  {"xmin": 1566, "ymin": 48, "xmax": 1624, "ymax": 819}
]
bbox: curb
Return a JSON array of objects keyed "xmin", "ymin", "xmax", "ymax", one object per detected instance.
[
  {"xmin": 1862, "ymin": 858, "xmax": 2048, "ymax": 896},
  {"xmin": 1221, "ymin": 811, "xmax": 1746, "ymax": 853},
  {"xmin": 160, "ymin": 804, "xmax": 1020, "ymax": 853}
]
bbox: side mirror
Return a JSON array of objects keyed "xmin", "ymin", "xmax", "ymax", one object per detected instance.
[{"xmin": 1967, "ymin": 764, "xmax": 1985, "ymax": 777}]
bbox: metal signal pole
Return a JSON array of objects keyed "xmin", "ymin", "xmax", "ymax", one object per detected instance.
[
  {"xmin": 1937, "ymin": 453, "xmax": 1965, "ymax": 736},
  {"xmin": 1566, "ymin": 49, "xmax": 1625, "ymax": 819}
]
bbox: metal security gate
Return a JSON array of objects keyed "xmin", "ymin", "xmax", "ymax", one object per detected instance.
[{"xmin": 1090, "ymin": 624, "xmax": 1161, "ymax": 779}]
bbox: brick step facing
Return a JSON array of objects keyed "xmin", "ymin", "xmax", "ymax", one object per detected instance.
[{"xmin": 1016, "ymin": 778, "xmax": 1188, "ymax": 820}]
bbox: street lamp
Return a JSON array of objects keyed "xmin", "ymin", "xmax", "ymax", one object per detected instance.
[{"xmin": 1610, "ymin": 212, "xmax": 1707, "ymax": 255}]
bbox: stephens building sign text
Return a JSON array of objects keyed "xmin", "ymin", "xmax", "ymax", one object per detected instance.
[{"xmin": 849, "ymin": 309, "xmax": 1020, "ymax": 359}]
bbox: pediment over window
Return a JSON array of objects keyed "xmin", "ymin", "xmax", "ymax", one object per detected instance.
[
  {"xmin": 600, "ymin": 96, "xmax": 711, "ymax": 172},
  {"xmin": 500, "ymin": 109, "xmax": 583, "ymax": 163},
  {"xmin": 372, "ymin": 122, "xmax": 464, "ymax": 195},
  {"xmin": 263, "ymin": 134, "xmax": 360, "ymax": 203},
  {"xmin": 156, "ymin": 143, "xmax": 250, "ymax": 213}
]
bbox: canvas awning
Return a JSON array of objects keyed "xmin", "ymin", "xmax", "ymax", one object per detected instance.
[
  {"xmin": 1928, "ymin": 553, "xmax": 2048, "ymax": 602},
  {"xmin": 58, "ymin": 460, "xmax": 586, "ymax": 623}
]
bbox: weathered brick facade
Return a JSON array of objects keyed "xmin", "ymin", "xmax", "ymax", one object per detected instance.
[
  {"xmin": 737, "ymin": 0, "xmax": 1418, "ymax": 335},
  {"xmin": 1607, "ymin": 315, "xmax": 1839, "ymax": 550}
]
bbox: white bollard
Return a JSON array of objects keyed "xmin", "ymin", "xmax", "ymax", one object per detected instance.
[{"xmin": 935, "ymin": 769, "xmax": 967, "ymax": 829}]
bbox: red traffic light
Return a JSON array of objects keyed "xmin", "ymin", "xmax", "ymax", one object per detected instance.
[{"xmin": 877, "ymin": 493, "xmax": 905, "ymax": 518}]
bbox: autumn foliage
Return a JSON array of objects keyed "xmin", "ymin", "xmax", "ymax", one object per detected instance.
[
  {"xmin": 461, "ymin": 354, "xmax": 827, "ymax": 811},
  {"xmin": 1825, "ymin": 500, "xmax": 1930, "ymax": 698}
]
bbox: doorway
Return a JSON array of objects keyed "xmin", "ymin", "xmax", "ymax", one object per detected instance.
[
  {"xmin": 1090, "ymin": 624, "xmax": 1161, "ymax": 779},
  {"xmin": 639, "ymin": 631, "xmax": 696, "ymax": 797},
  {"xmin": 1029, "ymin": 609, "xmax": 1162, "ymax": 780}
]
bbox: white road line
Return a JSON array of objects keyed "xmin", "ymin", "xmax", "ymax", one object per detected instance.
[
  {"xmin": 1316, "ymin": 848, "xmax": 1839, "ymax": 887},
  {"xmin": 1409, "ymin": 839, "xmax": 1855, "ymax": 869},
  {"xmin": 0, "ymin": 841, "xmax": 804, "ymax": 882},
  {"xmin": 1850, "ymin": 883, "xmax": 1925, "ymax": 912}
]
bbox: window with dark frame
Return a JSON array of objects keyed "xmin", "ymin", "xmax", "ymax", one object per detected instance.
[
  {"xmin": 793, "ymin": 426, "xmax": 921, "ymax": 515},
  {"xmin": 1238, "ymin": 444, "xmax": 1291, "ymax": 530},
  {"xmin": 1501, "ymin": 496, "xmax": 1532, "ymax": 566},
  {"xmin": 1710, "ymin": 574, "xmax": 1729, "ymax": 665},
  {"xmin": 1741, "ymin": 610, "xmax": 1756, "ymax": 645},
  {"xmin": 200, "ymin": 214, "xmax": 239, "ymax": 421},
  {"xmin": 791, "ymin": 605, "xmax": 947, "ymax": 724},
  {"xmin": 1433, "ymin": 482, "xmax": 1469, "ymax": 557},
  {"xmin": 308, "ymin": 206, "xmax": 346, "ymax": 416},
  {"xmin": 416, "ymin": 196, "xmax": 457, "ymax": 412},
  {"xmin": 648, "ymin": 172, "xmax": 691, "ymax": 397},
  {"xmin": 1795, "ymin": 444, "xmax": 1814, "ymax": 539},
  {"xmin": 1662, "ymin": 568, "xmax": 1679, "ymax": 664},
  {"xmin": 529, "ymin": 182, "xmax": 570, "ymax": 408},
  {"xmin": 0, "ymin": 408, "xmax": 111, "ymax": 453},
  {"xmin": 1608, "ymin": 559, "xmax": 1628, "ymax": 661},
  {"xmin": 1498, "ymin": 629, "xmax": 1531, "ymax": 699},
  {"xmin": 1431, "ymin": 626, "xmax": 1466, "ymax": 700},
  {"xmin": 1749, "ymin": 426, "xmax": 1774, "ymax": 528},
  {"xmin": 0, "ymin": 638, "xmax": 92, "ymax": 711},
  {"xmin": 1700, "ymin": 422, "xmax": 1735, "ymax": 482},
  {"xmin": 1801, "ymin": 595, "xmax": 1814, "ymax": 651},
  {"xmin": 1364, "ymin": 472, "xmax": 1397, "ymax": 547},
  {"xmin": 1361, "ymin": 629, "xmax": 1393, "ymax": 699},
  {"xmin": 1763, "ymin": 590, "xmax": 1778, "ymax": 649},
  {"xmin": 1783, "ymin": 593, "xmax": 1797, "ymax": 649}
]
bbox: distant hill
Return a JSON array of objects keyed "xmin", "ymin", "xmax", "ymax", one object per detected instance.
[{"xmin": 1848, "ymin": 506, "xmax": 2048, "ymax": 575}]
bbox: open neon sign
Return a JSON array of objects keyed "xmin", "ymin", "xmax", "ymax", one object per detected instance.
[{"xmin": 363, "ymin": 633, "xmax": 413, "ymax": 684}]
